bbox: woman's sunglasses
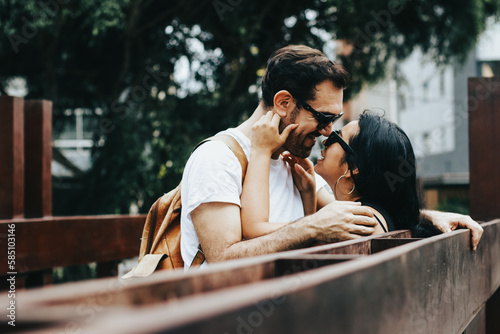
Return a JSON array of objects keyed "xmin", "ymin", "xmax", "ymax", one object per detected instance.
[{"xmin": 324, "ymin": 130, "xmax": 355, "ymax": 155}]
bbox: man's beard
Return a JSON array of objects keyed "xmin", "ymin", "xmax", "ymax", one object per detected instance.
[
  {"xmin": 279, "ymin": 106, "xmax": 320, "ymax": 158},
  {"xmin": 282, "ymin": 132, "xmax": 316, "ymax": 158}
]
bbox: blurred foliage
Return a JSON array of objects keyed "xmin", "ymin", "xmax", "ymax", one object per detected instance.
[
  {"xmin": 436, "ymin": 197, "xmax": 470, "ymax": 215},
  {"xmin": 53, "ymin": 264, "xmax": 96, "ymax": 284},
  {"xmin": 1, "ymin": 0, "xmax": 499, "ymax": 214}
]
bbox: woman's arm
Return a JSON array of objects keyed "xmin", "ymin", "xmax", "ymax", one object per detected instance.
[
  {"xmin": 317, "ymin": 187, "xmax": 335, "ymax": 210},
  {"xmin": 282, "ymin": 153, "xmax": 317, "ymax": 215},
  {"xmin": 240, "ymin": 111, "xmax": 297, "ymax": 239}
]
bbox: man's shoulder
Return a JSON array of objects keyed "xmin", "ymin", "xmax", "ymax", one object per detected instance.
[
  {"xmin": 189, "ymin": 138, "xmax": 237, "ymax": 163},
  {"xmin": 189, "ymin": 129, "xmax": 249, "ymax": 164},
  {"xmin": 183, "ymin": 138, "xmax": 242, "ymax": 180}
]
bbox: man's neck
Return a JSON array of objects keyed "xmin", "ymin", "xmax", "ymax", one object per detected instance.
[{"xmin": 236, "ymin": 103, "xmax": 266, "ymax": 137}]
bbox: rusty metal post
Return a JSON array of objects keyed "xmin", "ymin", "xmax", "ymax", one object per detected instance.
[
  {"xmin": 468, "ymin": 77, "xmax": 500, "ymax": 221},
  {"xmin": 24, "ymin": 100, "xmax": 53, "ymax": 218},
  {"xmin": 0, "ymin": 96, "xmax": 24, "ymax": 219}
]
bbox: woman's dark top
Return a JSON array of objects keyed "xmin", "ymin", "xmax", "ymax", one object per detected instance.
[{"xmin": 356, "ymin": 198, "xmax": 396, "ymax": 232}]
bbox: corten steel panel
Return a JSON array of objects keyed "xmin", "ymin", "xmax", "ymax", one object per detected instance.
[
  {"xmin": 0, "ymin": 215, "xmax": 145, "ymax": 274},
  {"xmin": 16, "ymin": 220, "xmax": 496, "ymax": 334},
  {"xmin": 5, "ymin": 223, "xmax": 499, "ymax": 334},
  {"xmin": 464, "ymin": 307, "xmax": 486, "ymax": 334},
  {"xmin": 370, "ymin": 238, "xmax": 421, "ymax": 253},
  {"xmin": 6, "ymin": 232, "xmax": 405, "ymax": 310},
  {"xmin": 469, "ymin": 77, "xmax": 500, "ymax": 221},
  {"xmin": 24, "ymin": 100, "xmax": 53, "ymax": 218},
  {"xmin": 486, "ymin": 286, "xmax": 500, "ymax": 333},
  {"xmin": 0, "ymin": 96, "xmax": 24, "ymax": 219}
]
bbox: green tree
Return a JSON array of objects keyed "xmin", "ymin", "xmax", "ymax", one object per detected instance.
[{"xmin": 1, "ymin": 0, "xmax": 498, "ymax": 214}]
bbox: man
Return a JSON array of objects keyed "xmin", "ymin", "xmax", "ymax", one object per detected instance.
[{"xmin": 180, "ymin": 45, "xmax": 483, "ymax": 268}]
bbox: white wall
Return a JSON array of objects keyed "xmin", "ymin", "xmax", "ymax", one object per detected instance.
[{"xmin": 397, "ymin": 50, "xmax": 456, "ymax": 158}]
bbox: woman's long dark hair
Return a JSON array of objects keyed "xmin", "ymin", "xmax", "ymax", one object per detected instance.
[{"xmin": 344, "ymin": 113, "xmax": 422, "ymax": 231}]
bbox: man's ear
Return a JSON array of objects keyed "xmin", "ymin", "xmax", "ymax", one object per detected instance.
[{"xmin": 273, "ymin": 90, "xmax": 295, "ymax": 117}]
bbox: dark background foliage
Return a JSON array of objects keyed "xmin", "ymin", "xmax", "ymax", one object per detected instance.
[{"xmin": 1, "ymin": 0, "xmax": 498, "ymax": 214}]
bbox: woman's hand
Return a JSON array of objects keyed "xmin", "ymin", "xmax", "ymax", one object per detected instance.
[
  {"xmin": 251, "ymin": 111, "xmax": 298, "ymax": 155},
  {"xmin": 282, "ymin": 152, "xmax": 316, "ymax": 193}
]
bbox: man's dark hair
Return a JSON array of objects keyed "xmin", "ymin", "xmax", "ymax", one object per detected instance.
[{"xmin": 261, "ymin": 45, "xmax": 350, "ymax": 108}]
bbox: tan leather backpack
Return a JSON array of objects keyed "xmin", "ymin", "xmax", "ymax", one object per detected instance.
[{"xmin": 123, "ymin": 135, "xmax": 247, "ymax": 278}]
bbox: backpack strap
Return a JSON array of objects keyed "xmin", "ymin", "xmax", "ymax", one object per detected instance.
[
  {"xmin": 193, "ymin": 134, "xmax": 248, "ymax": 182},
  {"xmin": 190, "ymin": 245, "xmax": 205, "ymax": 267},
  {"xmin": 145, "ymin": 199, "xmax": 160, "ymax": 255},
  {"xmin": 187, "ymin": 134, "xmax": 248, "ymax": 267},
  {"xmin": 212, "ymin": 134, "xmax": 248, "ymax": 181}
]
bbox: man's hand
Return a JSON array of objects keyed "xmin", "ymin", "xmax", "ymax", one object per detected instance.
[
  {"xmin": 421, "ymin": 210, "xmax": 484, "ymax": 251},
  {"xmin": 312, "ymin": 201, "xmax": 378, "ymax": 243}
]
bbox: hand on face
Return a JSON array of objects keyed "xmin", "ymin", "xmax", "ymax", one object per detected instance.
[
  {"xmin": 282, "ymin": 152, "xmax": 316, "ymax": 193},
  {"xmin": 251, "ymin": 111, "xmax": 298, "ymax": 155}
]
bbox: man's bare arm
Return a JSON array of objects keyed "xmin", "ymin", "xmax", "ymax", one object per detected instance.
[{"xmin": 192, "ymin": 201, "xmax": 377, "ymax": 263}]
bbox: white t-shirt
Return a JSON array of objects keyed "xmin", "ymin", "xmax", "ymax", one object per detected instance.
[{"xmin": 180, "ymin": 128, "xmax": 326, "ymax": 269}]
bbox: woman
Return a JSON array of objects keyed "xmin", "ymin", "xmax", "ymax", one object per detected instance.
[
  {"xmin": 241, "ymin": 111, "xmax": 430, "ymax": 238},
  {"xmin": 312, "ymin": 112, "xmax": 421, "ymax": 233}
]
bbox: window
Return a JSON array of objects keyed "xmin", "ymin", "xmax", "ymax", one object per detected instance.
[{"xmin": 479, "ymin": 61, "xmax": 500, "ymax": 77}]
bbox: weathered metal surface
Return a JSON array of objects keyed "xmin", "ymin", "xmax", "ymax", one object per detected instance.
[
  {"xmin": 486, "ymin": 286, "xmax": 500, "ymax": 333},
  {"xmin": 0, "ymin": 215, "xmax": 145, "ymax": 274},
  {"xmin": 0, "ymin": 96, "xmax": 24, "ymax": 219},
  {"xmin": 24, "ymin": 100, "xmax": 53, "ymax": 218},
  {"xmin": 469, "ymin": 77, "xmax": 500, "ymax": 221},
  {"xmin": 463, "ymin": 307, "xmax": 486, "ymax": 334},
  {"xmin": 85, "ymin": 220, "xmax": 500, "ymax": 334},
  {"xmin": 370, "ymin": 238, "xmax": 422, "ymax": 253},
  {"xmin": 5, "ymin": 220, "xmax": 499, "ymax": 334}
]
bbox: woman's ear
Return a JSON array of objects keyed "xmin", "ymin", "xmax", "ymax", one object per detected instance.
[
  {"xmin": 273, "ymin": 90, "xmax": 295, "ymax": 117},
  {"xmin": 346, "ymin": 167, "xmax": 359, "ymax": 179}
]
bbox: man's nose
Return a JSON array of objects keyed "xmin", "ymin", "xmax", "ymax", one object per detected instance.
[{"xmin": 318, "ymin": 122, "xmax": 333, "ymax": 137}]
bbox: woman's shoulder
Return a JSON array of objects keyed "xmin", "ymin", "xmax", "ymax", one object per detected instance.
[{"xmin": 356, "ymin": 198, "xmax": 394, "ymax": 233}]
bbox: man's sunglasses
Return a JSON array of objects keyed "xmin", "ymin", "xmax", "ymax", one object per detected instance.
[
  {"xmin": 324, "ymin": 130, "xmax": 355, "ymax": 155},
  {"xmin": 298, "ymin": 100, "xmax": 344, "ymax": 130}
]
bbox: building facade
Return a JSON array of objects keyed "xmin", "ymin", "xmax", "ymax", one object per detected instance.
[{"xmin": 345, "ymin": 21, "xmax": 500, "ymax": 210}]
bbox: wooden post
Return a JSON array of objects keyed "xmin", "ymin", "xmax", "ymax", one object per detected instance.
[
  {"xmin": 468, "ymin": 77, "xmax": 500, "ymax": 221},
  {"xmin": 24, "ymin": 100, "xmax": 53, "ymax": 218},
  {"xmin": 0, "ymin": 96, "xmax": 24, "ymax": 219}
]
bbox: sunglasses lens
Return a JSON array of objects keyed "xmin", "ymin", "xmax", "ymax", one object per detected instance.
[
  {"xmin": 318, "ymin": 117, "xmax": 337, "ymax": 130},
  {"xmin": 317, "ymin": 122, "xmax": 329, "ymax": 130}
]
